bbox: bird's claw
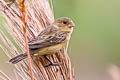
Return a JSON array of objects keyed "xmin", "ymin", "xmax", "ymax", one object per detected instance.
[{"xmin": 44, "ymin": 62, "xmax": 61, "ymax": 67}]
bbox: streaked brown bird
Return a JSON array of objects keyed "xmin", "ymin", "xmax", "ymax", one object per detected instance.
[{"xmin": 9, "ymin": 17, "xmax": 75, "ymax": 66}]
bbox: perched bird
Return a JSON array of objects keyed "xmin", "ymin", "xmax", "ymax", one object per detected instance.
[{"xmin": 9, "ymin": 17, "xmax": 75, "ymax": 66}]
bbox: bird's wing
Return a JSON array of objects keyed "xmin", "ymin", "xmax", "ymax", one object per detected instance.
[
  {"xmin": 28, "ymin": 26, "xmax": 57, "ymax": 46},
  {"xmin": 28, "ymin": 31, "xmax": 68, "ymax": 50}
]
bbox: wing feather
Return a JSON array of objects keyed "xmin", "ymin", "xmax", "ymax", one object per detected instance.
[{"xmin": 29, "ymin": 31, "xmax": 68, "ymax": 50}]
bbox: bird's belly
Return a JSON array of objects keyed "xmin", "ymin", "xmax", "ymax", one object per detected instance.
[{"xmin": 33, "ymin": 41, "xmax": 67, "ymax": 56}]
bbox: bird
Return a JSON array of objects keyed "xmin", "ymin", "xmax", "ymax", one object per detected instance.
[{"xmin": 9, "ymin": 17, "xmax": 75, "ymax": 66}]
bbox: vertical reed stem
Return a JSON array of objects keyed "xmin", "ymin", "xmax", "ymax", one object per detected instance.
[{"xmin": 18, "ymin": 0, "xmax": 34, "ymax": 80}]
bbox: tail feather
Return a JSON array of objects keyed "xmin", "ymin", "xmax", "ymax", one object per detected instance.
[{"xmin": 9, "ymin": 54, "xmax": 27, "ymax": 64}]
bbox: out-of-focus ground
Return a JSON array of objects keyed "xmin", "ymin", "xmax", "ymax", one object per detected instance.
[{"xmin": 0, "ymin": 0, "xmax": 120, "ymax": 80}]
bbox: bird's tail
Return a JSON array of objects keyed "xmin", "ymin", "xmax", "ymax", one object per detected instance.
[{"xmin": 9, "ymin": 53, "xmax": 27, "ymax": 64}]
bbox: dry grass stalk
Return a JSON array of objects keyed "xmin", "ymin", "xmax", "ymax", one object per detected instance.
[
  {"xmin": 0, "ymin": 70, "xmax": 11, "ymax": 80},
  {"xmin": 17, "ymin": 0, "xmax": 34, "ymax": 79},
  {"xmin": 0, "ymin": 0, "xmax": 74, "ymax": 80}
]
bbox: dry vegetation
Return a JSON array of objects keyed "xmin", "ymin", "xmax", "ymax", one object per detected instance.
[{"xmin": 0, "ymin": 0, "xmax": 74, "ymax": 80}]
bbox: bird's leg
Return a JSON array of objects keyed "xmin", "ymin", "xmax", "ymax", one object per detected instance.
[{"xmin": 43, "ymin": 55, "xmax": 60, "ymax": 67}]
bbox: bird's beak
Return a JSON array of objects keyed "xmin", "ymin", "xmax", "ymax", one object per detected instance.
[{"xmin": 68, "ymin": 21, "xmax": 75, "ymax": 28}]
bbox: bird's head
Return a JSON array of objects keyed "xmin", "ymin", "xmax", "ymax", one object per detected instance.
[{"xmin": 53, "ymin": 17, "xmax": 75, "ymax": 32}]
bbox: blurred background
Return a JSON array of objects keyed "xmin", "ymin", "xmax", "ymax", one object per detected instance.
[{"xmin": 0, "ymin": 0, "xmax": 120, "ymax": 80}]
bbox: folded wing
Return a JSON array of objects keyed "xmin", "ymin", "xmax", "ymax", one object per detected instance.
[{"xmin": 28, "ymin": 31, "xmax": 68, "ymax": 50}]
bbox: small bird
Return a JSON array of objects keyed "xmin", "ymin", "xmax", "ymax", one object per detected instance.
[{"xmin": 9, "ymin": 17, "xmax": 75, "ymax": 66}]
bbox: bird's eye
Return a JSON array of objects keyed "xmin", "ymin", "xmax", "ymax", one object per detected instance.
[{"xmin": 63, "ymin": 21, "xmax": 67, "ymax": 24}]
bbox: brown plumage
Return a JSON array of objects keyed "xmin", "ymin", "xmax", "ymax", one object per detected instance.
[{"xmin": 9, "ymin": 17, "xmax": 75, "ymax": 66}]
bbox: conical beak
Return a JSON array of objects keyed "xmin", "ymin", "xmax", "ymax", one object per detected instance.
[{"xmin": 68, "ymin": 21, "xmax": 75, "ymax": 28}]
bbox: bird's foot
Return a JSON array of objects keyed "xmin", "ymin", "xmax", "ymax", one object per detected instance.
[
  {"xmin": 44, "ymin": 62, "xmax": 61, "ymax": 67},
  {"xmin": 43, "ymin": 55, "xmax": 61, "ymax": 67}
]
